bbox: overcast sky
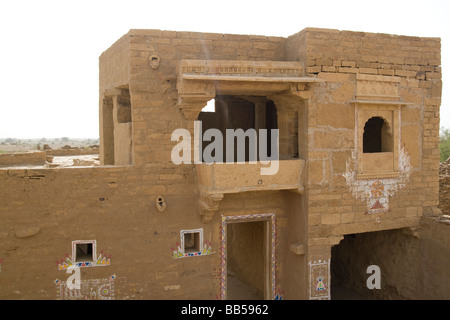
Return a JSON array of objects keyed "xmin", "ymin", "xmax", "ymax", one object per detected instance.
[{"xmin": 0, "ymin": 0, "xmax": 448, "ymax": 138}]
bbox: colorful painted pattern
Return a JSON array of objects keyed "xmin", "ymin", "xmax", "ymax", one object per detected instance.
[
  {"xmin": 309, "ymin": 260, "xmax": 330, "ymax": 300},
  {"xmin": 55, "ymin": 274, "xmax": 116, "ymax": 300},
  {"xmin": 343, "ymin": 146, "xmax": 412, "ymax": 214},
  {"xmin": 220, "ymin": 213, "xmax": 277, "ymax": 300},
  {"xmin": 57, "ymin": 251, "xmax": 111, "ymax": 270},
  {"xmin": 274, "ymin": 287, "xmax": 284, "ymax": 300},
  {"xmin": 172, "ymin": 241, "xmax": 213, "ymax": 259}
]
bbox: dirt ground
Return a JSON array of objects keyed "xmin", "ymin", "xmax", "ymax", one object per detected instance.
[{"xmin": 0, "ymin": 138, "xmax": 98, "ymax": 153}]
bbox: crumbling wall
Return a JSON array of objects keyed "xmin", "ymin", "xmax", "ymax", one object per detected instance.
[
  {"xmin": 331, "ymin": 218, "xmax": 450, "ymax": 300},
  {"xmin": 439, "ymin": 158, "xmax": 450, "ymax": 215},
  {"xmin": 331, "ymin": 229, "xmax": 421, "ymax": 300}
]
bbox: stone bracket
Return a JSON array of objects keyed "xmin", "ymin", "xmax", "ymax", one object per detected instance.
[
  {"xmin": 199, "ymin": 192, "xmax": 224, "ymax": 223},
  {"xmin": 289, "ymin": 243, "xmax": 305, "ymax": 255}
]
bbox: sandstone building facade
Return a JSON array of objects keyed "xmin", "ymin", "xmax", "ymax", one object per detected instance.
[{"xmin": 0, "ymin": 27, "xmax": 447, "ymax": 300}]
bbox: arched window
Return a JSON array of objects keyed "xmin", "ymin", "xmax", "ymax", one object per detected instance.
[{"xmin": 363, "ymin": 117, "xmax": 393, "ymax": 153}]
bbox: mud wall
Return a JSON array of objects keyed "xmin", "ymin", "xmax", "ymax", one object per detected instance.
[
  {"xmin": 0, "ymin": 166, "xmax": 217, "ymax": 299},
  {"xmin": 0, "ymin": 152, "xmax": 46, "ymax": 167}
]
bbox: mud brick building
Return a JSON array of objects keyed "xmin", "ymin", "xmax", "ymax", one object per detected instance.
[{"xmin": 0, "ymin": 27, "xmax": 447, "ymax": 300}]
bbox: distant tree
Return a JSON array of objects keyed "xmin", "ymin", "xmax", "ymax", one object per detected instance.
[
  {"xmin": 61, "ymin": 137, "xmax": 69, "ymax": 142},
  {"xmin": 440, "ymin": 127, "xmax": 450, "ymax": 162}
]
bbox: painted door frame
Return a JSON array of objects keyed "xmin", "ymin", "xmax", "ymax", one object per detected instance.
[{"xmin": 220, "ymin": 213, "xmax": 276, "ymax": 300}]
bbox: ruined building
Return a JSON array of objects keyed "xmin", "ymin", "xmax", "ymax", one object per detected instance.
[{"xmin": 0, "ymin": 27, "xmax": 447, "ymax": 300}]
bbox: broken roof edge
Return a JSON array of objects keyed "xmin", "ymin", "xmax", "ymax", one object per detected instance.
[
  {"xmin": 288, "ymin": 27, "xmax": 441, "ymax": 42},
  {"xmin": 126, "ymin": 28, "xmax": 287, "ymax": 41},
  {"xmin": 122, "ymin": 26, "xmax": 441, "ymax": 42}
]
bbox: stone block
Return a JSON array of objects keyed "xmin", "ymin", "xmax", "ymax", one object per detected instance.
[
  {"xmin": 332, "ymin": 151, "xmax": 351, "ymax": 174},
  {"xmin": 341, "ymin": 60, "xmax": 356, "ymax": 68},
  {"xmin": 308, "ymin": 160, "xmax": 324, "ymax": 185},
  {"xmin": 331, "ymin": 82, "xmax": 355, "ymax": 103},
  {"xmin": 338, "ymin": 67, "xmax": 358, "ymax": 74},
  {"xmin": 316, "ymin": 103, "xmax": 354, "ymax": 129},
  {"xmin": 321, "ymin": 213, "xmax": 341, "ymax": 225},
  {"xmin": 401, "ymin": 107, "xmax": 421, "ymax": 123},
  {"xmin": 306, "ymin": 66, "xmax": 321, "ymax": 74},
  {"xmin": 401, "ymin": 123, "xmax": 421, "ymax": 168},
  {"xmin": 313, "ymin": 130, "xmax": 354, "ymax": 149},
  {"xmin": 340, "ymin": 212, "xmax": 355, "ymax": 223},
  {"xmin": 318, "ymin": 72, "xmax": 353, "ymax": 82}
]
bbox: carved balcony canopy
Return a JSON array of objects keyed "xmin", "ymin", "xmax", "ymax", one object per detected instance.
[{"xmin": 176, "ymin": 60, "xmax": 322, "ymax": 119}]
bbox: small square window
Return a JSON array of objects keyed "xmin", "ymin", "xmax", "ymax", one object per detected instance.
[
  {"xmin": 181, "ymin": 229, "xmax": 203, "ymax": 254},
  {"xmin": 73, "ymin": 240, "xmax": 96, "ymax": 263}
]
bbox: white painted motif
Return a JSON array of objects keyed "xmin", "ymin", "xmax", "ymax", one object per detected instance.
[{"xmin": 343, "ymin": 147, "xmax": 412, "ymax": 214}]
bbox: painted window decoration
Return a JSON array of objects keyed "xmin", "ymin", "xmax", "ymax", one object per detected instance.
[
  {"xmin": 343, "ymin": 147, "xmax": 412, "ymax": 215},
  {"xmin": 55, "ymin": 274, "xmax": 116, "ymax": 300},
  {"xmin": 57, "ymin": 240, "xmax": 111, "ymax": 270},
  {"xmin": 309, "ymin": 259, "xmax": 330, "ymax": 300},
  {"xmin": 172, "ymin": 228, "xmax": 213, "ymax": 258}
]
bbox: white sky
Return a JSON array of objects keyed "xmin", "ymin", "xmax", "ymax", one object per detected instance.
[{"xmin": 0, "ymin": 0, "xmax": 448, "ymax": 138}]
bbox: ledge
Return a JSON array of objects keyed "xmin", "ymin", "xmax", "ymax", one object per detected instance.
[
  {"xmin": 181, "ymin": 74, "xmax": 323, "ymax": 83},
  {"xmin": 356, "ymin": 172, "xmax": 400, "ymax": 180},
  {"xmin": 350, "ymin": 99, "xmax": 411, "ymax": 106},
  {"xmin": 197, "ymin": 159, "xmax": 305, "ymax": 222}
]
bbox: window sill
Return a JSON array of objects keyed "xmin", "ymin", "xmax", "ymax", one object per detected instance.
[{"xmin": 356, "ymin": 172, "xmax": 400, "ymax": 180}]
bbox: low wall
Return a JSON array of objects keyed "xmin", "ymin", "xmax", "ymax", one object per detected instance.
[
  {"xmin": 0, "ymin": 151, "xmax": 46, "ymax": 166},
  {"xmin": 0, "ymin": 164, "xmax": 217, "ymax": 299},
  {"xmin": 0, "ymin": 149, "xmax": 100, "ymax": 168},
  {"xmin": 45, "ymin": 148, "xmax": 99, "ymax": 156}
]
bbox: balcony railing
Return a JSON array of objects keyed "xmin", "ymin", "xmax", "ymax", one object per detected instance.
[{"xmin": 196, "ymin": 159, "xmax": 305, "ymax": 222}]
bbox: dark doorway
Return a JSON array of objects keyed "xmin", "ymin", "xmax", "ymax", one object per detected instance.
[{"xmin": 226, "ymin": 220, "xmax": 268, "ymax": 300}]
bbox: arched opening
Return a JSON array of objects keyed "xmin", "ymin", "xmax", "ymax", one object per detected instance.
[
  {"xmin": 197, "ymin": 95, "xmax": 278, "ymax": 163},
  {"xmin": 201, "ymin": 99, "xmax": 215, "ymax": 113},
  {"xmin": 363, "ymin": 117, "xmax": 393, "ymax": 153},
  {"xmin": 331, "ymin": 229, "xmax": 420, "ymax": 300}
]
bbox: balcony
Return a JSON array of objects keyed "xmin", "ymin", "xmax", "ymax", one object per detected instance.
[
  {"xmin": 357, "ymin": 152, "xmax": 400, "ymax": 179},
  {"xmin": 196, "ymin": 159, "xmax": 305, "ymax": 222}
]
